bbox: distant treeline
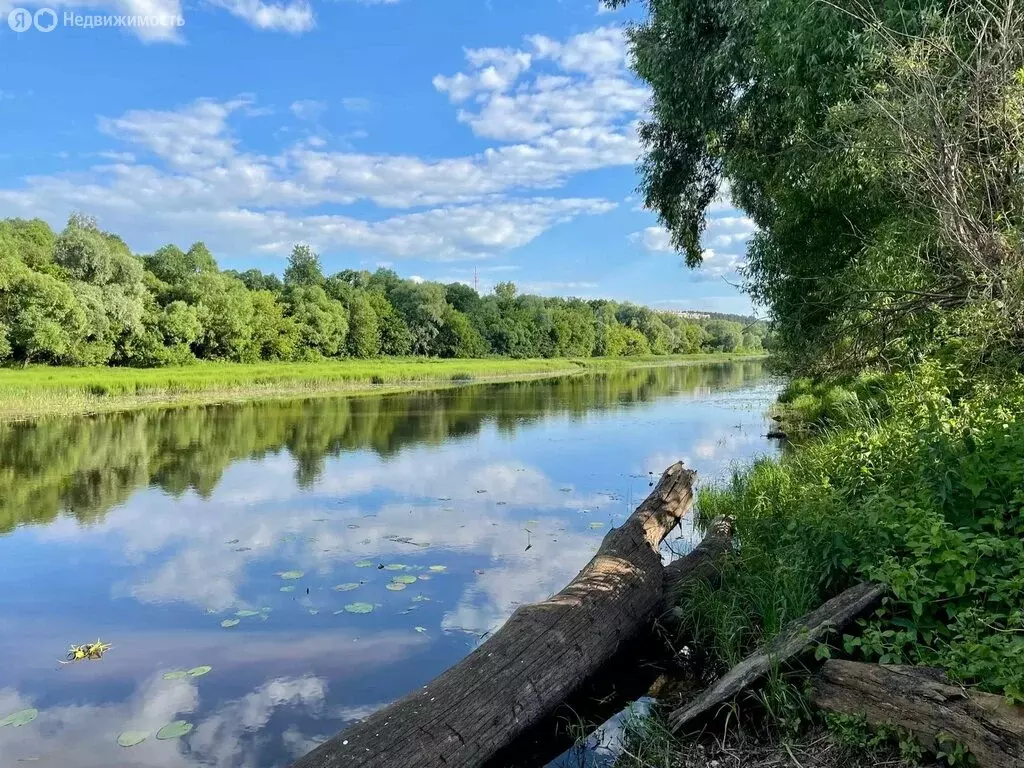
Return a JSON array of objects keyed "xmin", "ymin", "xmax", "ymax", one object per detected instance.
[{"xmin": 0, "ymin": 215, "xmax": 767, "ymax": 367}]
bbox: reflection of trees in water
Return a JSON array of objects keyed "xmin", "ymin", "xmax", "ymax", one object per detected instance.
[{"xmin": 0, "ymin": 362, "xmax": 764, "ymax": 532}]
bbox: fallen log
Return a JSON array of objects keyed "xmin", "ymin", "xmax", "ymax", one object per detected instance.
[
  {"xmin": 668, "ymin": 581, "xmax": 885, "ymax": 733},
  {"xmin": 662, "ymin": 515, "xmax": 734, "ymax": 606},
  {"xmin": 485, "ymin": 516, "xmax": 738, "ymax": 768},
  {"xmin": 813, "ymin": 661, "xmax": 1024, "ymax": 768},
  {"xmin": 292, "ymin": 461, "xmax": 696, "ymax": 768}
]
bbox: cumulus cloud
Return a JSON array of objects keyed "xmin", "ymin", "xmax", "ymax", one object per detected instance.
[
  {"xmin": 0, "ymin": 27, "xmax": 647, "ymax": 262},
  {"xmin": 629, "ymin": 211, "xmax": 756, "ymax": 279},
  {"xmin": 434, "ymin": 26, "xmax": 647, "ymax": 144},
  {"xmin": 290, "ymin": 99, "xmax": 328, "ymax": 122}
]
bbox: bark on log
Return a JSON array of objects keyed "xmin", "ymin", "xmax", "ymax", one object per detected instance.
[
  {"xmin": 813, "ymin": 661, "xmax": 1024, "ymax": 768},
  {"xmin": 668, "ymin": 581, "xmax": 885, "ymax": 733},
  {"xmin": 662, "ymin": 516, "xmax": 734, "ymax": 604},
  {"xmin": 291, "ymin": 461, "xmax": 696, "ymax": 768}
]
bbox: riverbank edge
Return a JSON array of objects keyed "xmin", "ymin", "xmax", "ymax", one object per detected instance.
[{"xmin": 0, "ymin": 353, "xmax": 767, "ymax": 422}]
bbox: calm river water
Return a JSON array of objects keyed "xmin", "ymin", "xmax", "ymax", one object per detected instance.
[{"xmin": 0, "ymin": 361, "xmax": 780, "ymax": 768}]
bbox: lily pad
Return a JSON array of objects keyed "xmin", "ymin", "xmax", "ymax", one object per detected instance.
[
  {"xmin": 220, "ymin": 619, "xmax": 240, "ymax": 628},
  {"xmin": 236, "ymin": 609, "xmax": 261, "ymax": 617},
  {"xmin": 188, "ymin": 666, "xmax": 212, "ymax": 677},
  {"xmin": 386, "ymin": 582, "xmax": 407, "ymax": 591},
  {"xmin": 334, "ymin": 583, "xmax": 361, "ymax": 592},
  {"xmin": 280, "ymin": 586, "xmax": 296, "ymax": 593},
  {"xmin": 414, "ymin": 626, "xmax": 426, "ymax": 633},
  {"xmin": 0, "ymin": 709, "xmax": 38, "ymax": 728},
  {"xmin": 418, "ymin": 574, "xmax": 432, "ymax": 581},
  {"xmin": 354, "ymin": 559, "xmax": 374, "ymax": 568},
  {"xmin": 344, "ymin": 602, "xmax": 374, "ymax": 614},
  {"xmin": 155, "ymin": 721, "xmax": 193, "ymax": 740},
  {"xmin": 392, "ymin": 574, "xmax": 417, "ymax": 584},
  {"xmin": 279, "ymin": 570, "xmax": 304, "ymax": 580},
  {"xmin": 428, "ymin": 565, "xmax": 447, "ymax": 572},
  {"xmin": 383, "ymin": 564, "xmax": 408, "ymax": 571},
  {"xmin": 589, "ymin": 522, "xmax": 605, "ymax": 529},
  {"xmin": 117, "ymin": 731, "xmax": 148, "ymax": 747},
  {"xmin": 161, "ymin": 670, "xmax": 188, "ymax": 681}
]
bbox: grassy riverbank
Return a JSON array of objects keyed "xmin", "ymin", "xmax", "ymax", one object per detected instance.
[
  {"xmin": 0, "ymin": 353, "xmax": 764, "ymax": 422},
  {"xmin": 613, "ymin": 359, "xmax": 1024, "ymax": 766}
]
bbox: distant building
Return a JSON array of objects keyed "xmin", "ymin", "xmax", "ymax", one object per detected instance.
[{"xmin": 663, "ymin": 310, "xmax": 711, "ymax": 320}]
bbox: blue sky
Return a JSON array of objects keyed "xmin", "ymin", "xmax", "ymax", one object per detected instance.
[{"xmin": 0, "ymin": 0, "xmax": 756, "ymax": 314}]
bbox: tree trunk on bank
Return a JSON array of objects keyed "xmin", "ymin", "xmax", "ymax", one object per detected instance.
[
  {"xmin": 669, "ymin": 582, "xmax": 885, "ymax": 733},
  {"xmin": 291, "ymin": 462, "xmax": 696, "ymax": 768},
  {"xmin": 662, "ymin": 516, "xmax": 734, "ymax": 608},
  {"xmin": 485, "ymin": 516, "xmax": 738, "ymax": 768},
  {"xmin": 813, "ymin": 661, "xmax": 1024, "ymax": 768}
]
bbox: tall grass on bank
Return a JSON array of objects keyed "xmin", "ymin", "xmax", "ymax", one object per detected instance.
[
  {"xmin": 657, "ymin": 360, "xmax": 1024, "ymax": 749},
  {"xmin": 0, "ymin": 353, "xmax": 763, "ymax": 421}
]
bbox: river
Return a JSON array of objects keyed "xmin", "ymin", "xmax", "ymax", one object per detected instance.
[{"xmin": 0, "ymin": 361, "xmax": 780, "ymax": 767}]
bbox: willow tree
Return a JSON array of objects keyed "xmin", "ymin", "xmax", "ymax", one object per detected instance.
[{"xmin": 609, "ymin": 0, "xmax": 1024, "ymax": 372}]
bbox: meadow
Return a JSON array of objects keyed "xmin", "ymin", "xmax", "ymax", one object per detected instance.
[{"xmin": 0, "ymin": 353, "xmax": 763, "ymax": 421}]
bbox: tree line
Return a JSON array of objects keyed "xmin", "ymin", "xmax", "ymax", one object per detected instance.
[{"xmin": 0, "ymin": 216, "xmax": 765, "ymax": 367}]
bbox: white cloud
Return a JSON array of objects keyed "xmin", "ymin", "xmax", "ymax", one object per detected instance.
[
  {"xmin": 529, "ymin": 26, "xmax": 628, "ymax": 75},
  {"xmin": 290, "ymin": 99, "xmax": 328, "ymax": 122},
  {"xmin": 629, "ymin": 213, "xmax": 756, "ymax": 278},
  {"xmin": 209, "ymin": 0, "xmax": 314, "ymax": 32},
  {"xmin": 435, "ymin": 26, "xmax": 646, "ymax": 144},
  {"xmin": 433, "ymin": 48, "xmax": 533, "ymax": 103},
  {"xmin": 0, "ymin": 26, "xmax": 646, "ymax": 262},
  {"xmin": 630, "ymin": 226, "xmax": 673, "ymax": 253}
]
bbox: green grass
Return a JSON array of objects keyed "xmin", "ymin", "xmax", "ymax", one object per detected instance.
[{"xmin": 0, "ymin": 353, "xmax": 764, "ymax": 421}]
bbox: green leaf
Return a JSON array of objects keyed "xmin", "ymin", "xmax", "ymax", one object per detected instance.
[
  {"xmin": 354, "ymin": 559, "xmax": 374, "ymax": 568},
  {"xmin": 162, "ymin": 670, "xmax": 189, "ymax": 681},
  {"xmin": 334, "ymin": 583, "xmax": 361, "ymax": 592},
  {"xmin": 156, "ymin": 721, "xmax": 193, "ymax": 740},
  {"xmin": 392, "ymin": 574, "xmax": 417, "ymax": 584},
  {"xmin": 220, "ymin": 618, "xmax": 240, "ymax": 628},
  {"xmin": 279, "ymin": 570, "xmax": 304, "ymax": 580},
  {"xmin": 428, "ymin": 565, "xmax": 447, "ymax": 572},
  {"xmin": 0, "ymin": 709, "xmax": 38, "ymax": 727},
  {"xmin": 344, "ymin": 602, "xmax": 374, "ymax": 614},
  {"xmin": 188, "ymin": 666, "xmax": 213, "ymax": 677},
  {"xmin": 117, "ymin": 731, "xmax": 148, "ymax": 747},
  {"xmin": 386, "ymin": 582, "xmax": 407, "ymax": 591}
]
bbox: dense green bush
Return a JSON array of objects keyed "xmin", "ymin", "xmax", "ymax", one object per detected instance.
[{"xmin": 690, "ymin": 361, "xmax": 1024, "ymax": 709}]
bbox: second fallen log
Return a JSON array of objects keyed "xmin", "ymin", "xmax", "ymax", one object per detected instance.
[
  {"xmin": 292, "ymin": 461, "xmax": 696, "ymax": 768},
  {"xmin": 668, "ymin": 581, "xmax": 885, "ymax": 733},
  {"xmin": 813, "ymin": 661, "xmax": 1024, "ymax": 768}
]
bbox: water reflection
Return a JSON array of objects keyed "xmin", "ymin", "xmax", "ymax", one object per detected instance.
[{"xmin": 0, "ymin": 362, "xmax": 778, "ymax": 767}]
